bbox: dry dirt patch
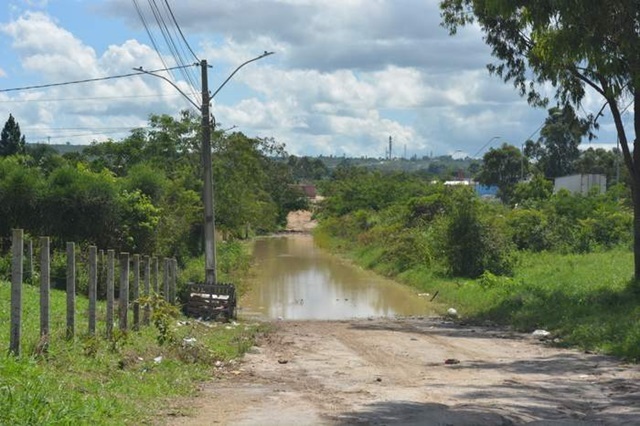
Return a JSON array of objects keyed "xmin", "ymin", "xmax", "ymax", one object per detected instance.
[{"xmin": 164, "ymin": 318, "xmax": 640, "ymax": 425}]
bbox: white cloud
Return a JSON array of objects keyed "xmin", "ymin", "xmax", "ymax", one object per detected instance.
[
  {"xmin": 0, "ymin": 1, "xmax": 625, "ymax": 156},
  {"xmin": 0, "ymin": 11, "xmax": 196, "ymax": 144},
  {"xmin": 2, "ymin": 12, "xmax": 98, "ymax": 80}
]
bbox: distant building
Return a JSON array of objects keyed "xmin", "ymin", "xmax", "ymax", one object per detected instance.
[
  {"xmin": 554, "ymin": 174, "xmax": 606, "ymax": 195},
  {"xmin": 443, "ymin": 179, "xmax": 473, "ymax": 186},
  {"xmin": 294, "ymin": 184, "xmax": 317, "ymax": 199},
  {"xmin": 443, "ymin": 180, "xmax": 498, "ymax": 198},
  {"xmin": 475, "ymin": 184, "xmax": 498, "ymax": 198}
]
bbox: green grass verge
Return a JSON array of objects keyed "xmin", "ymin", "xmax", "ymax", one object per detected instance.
[
  {"xmin": 315, "ymin": 228, "xmax": 640, "ymax": 361},
  {"xmin": 0, "ymin": 242, "xmax": 266, "ymax": 425}
]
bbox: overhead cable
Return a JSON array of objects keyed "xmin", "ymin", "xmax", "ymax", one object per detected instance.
[
  {"xmin": 163, "ymin": 0, "xmax": 199, "ymax": 62},
  {"xmin": 0, "ymin": 65, "xmax": 196, "ymax": 94}
]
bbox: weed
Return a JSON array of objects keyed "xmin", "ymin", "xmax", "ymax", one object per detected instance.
[{"xmin": 139, "ymin": 294, "xmax": 180, "ymax": 345}]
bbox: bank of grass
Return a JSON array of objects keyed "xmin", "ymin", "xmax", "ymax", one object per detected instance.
[
  {"xmin": 0, "ymin": 242, "xmax": 265, "ymax": 425},
  {"xmin": 315, "ymin": 230, "xmax": 640, "ymax": 361}
]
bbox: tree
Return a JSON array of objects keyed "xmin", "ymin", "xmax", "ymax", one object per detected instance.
[
  {"xmin": 440, "ymin": 0, "xmax": 640, "ymax": 281},
  {"xmin": 0, "ymin": 157, "xmax": 44, "ymax": 237},
  {"xmin": 0, "ymin": 114, "xmax": 26, "ymax": 157},
  {"xmin": 477, "ymin": 143, "xmax": 524, "ymax": 203},
  {"xmin": 287, "ymin": 155, "xmax": 330, "ymax": 181},
  {"xmin": 574, "ymin": 147, "xmax": 623, "ymax": 188},
  {"xmin": 526, "ymin": 105, "xmax": 593, "ymax": 178},
  {"xmin": 511, "ymin": 174, "xmax": 553, "ymax": 208}
]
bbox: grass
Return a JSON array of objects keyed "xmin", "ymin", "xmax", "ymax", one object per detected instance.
[
  {"xmin": 0, "ymin": 244, "xmax": 265, "ymax": 425},
  {"xmin": 316, "ymin": 227, "xmax": 640, "ymax": 361}
]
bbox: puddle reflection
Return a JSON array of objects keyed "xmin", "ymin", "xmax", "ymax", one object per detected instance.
[{"xmin": 241, "ymin": 234, "xmax": 435, "ymax": 320}]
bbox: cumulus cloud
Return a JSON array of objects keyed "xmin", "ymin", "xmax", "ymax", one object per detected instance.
[
  {"xmin": 0, "ymin": 11, "xmax": 195, "ymax": 144},
  {"xmin": 1, "ymin": 1, "xmax": 621, "ymax": 156}
]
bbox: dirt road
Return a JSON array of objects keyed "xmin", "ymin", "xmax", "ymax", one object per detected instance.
[
  {"xmin": 285, "ymin": 210, "xmax": 318, "ymax": 233},
  {"xmin": 165, "ymin": 317, "xmax": 640, "ymax": 425}
]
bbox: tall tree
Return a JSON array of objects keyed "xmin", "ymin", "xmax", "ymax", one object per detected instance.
[
  {"xmin": 440, "ymin": 0, "xmax": 640, "ymax": 281},
  {"xmin": 574, "ymin": 147, "xmax": 622, "ymax": 187},
  {"xmin": 527, "ymin": 105, "xmax": 593, "ymax": 178},
  {"xmin": 478, "ymin": 143, "xmax": 524, "ymax": 203},
  {"xmin": 0, "ymin": 114, "xmax": 26, "ymax": 157}
]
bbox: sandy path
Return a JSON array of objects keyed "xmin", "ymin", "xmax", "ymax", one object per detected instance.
[{"xmin": 163, "ymin": 318, "xmax": 640, "ymax": 425}]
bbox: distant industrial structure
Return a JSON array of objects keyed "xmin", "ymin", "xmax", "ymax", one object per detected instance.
[{"xmin": 554, "ymin": 174, "xmax": 607, "ymax": 195}]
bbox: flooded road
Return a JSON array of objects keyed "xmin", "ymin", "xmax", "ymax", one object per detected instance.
[{"xmin": 240, "ymin": 234, "xmax": 435, "ymax": 320}]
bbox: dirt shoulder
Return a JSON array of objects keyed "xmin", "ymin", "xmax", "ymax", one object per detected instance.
[{"xmin": 164, "ymin": 317, "xmax": 640, "ymax": 425}]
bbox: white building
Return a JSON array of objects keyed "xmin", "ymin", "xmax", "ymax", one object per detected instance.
[{"xmin": 554, "ymin": 174, "xmax": 606, "ymax": 195}]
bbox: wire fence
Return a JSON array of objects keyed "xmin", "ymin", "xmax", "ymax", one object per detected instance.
[{"xmin": 7, "ymin": 229, "xmax": 178, "ymax": 356}]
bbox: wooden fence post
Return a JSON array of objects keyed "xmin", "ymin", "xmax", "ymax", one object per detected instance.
[
  {"xmin": 10, "ymin": 229, "xmax": 23, "ymax": 356},
  {"xmin": 88, "ymin": 246, "xmax": 97, "ymax": 336},
  {"xmin": 163, "ymin": 258, "xmax": 169, "ymax": 301},
  {"xmin": 152, "ymin": 256, "xmax": 159, "ymax": 294},
  {"xmin": 119, "ymin": 253, "xmax": 129, "ymax": 331},
  {"xmin": 132, "ymin": 254, "xmax": 140, "ymax": 331},
  {"xmin": 106, "ymin": 249, "xmax": 115, "ymax": 338},
  {"xmin": 143, "ymin": 255, "xmax": 151, "ymax": 325},
  {"xmin": 40, "ymin": 237, "xmax": 50, "ymax": 348},
  {"xmin": 66, "ymin": 242, "xmax": 75, "ymax": 340}
]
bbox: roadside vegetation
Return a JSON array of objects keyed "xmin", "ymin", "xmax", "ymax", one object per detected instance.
[
  {"xmin": 0, "ymin": 112, "xmax": 293, "ymax": 424},
  {"xmin": 315, "ymin": 166, "xmax": 640, "ymax": 360},
  {"xmin": 0, "ymin": 240, "xmax": 266, "ymax": 425}
]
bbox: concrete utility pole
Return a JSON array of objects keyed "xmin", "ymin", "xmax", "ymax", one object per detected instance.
[
  {"xmin": 200, "ymin": 52, "xmax": 273, "ymax": 285},
  {"xmin": 137, "ymin": 52, "xmax": 273, "ymax": 286},
  {"xmin": 201, "ymin": 59, "xmax": 217, "ymax": 285}
]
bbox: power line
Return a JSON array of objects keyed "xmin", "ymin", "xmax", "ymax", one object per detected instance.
[
  {"xmin": 27, "ymin": 130, "xmax": 138, "ymax": 140},
  {"xmin": 154, "ymin": 0, "xmax": 199, "ymax": 99},
  {"xmin": 161, "ymin": 3, "xmax": 201, "ymax": 101},
  {"xmin": 24, "ymin": 126, "xmax": 149, "ymax": 131},
  {"xmin": 0, "ymin": 93, "xmax": 184, "ymax": 103},
  {"xmin": 163, "ymin": 0, "xmax": 199, "ymax": 62},
  {"xmin": 145, "ymin": 0, "xmax": 200, "ymax": 103},
  {"xmin": 133, "ymin": 0, "xmax": 170, "ymax": 74},
  {"xmin": 0, "ymin": 65, "xmax": 195, "ymax": 94}
]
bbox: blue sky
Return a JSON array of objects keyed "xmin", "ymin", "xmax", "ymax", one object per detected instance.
[{"xmin": 0, "ymin": 0, "xmax": 625, "ymax": 158}]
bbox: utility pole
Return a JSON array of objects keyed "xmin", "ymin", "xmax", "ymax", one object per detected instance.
[
  {"xmin": 136, "ymin": 52, "xmax": 273, "ymax": 286},
  {"xmin": 201, "ymin": 59, "xmax": 216, "ymax": 285}
]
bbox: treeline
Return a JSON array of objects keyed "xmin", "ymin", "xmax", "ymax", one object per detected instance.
[
  {"xmin": 317, "ymin": 165, "xmax": 632, "ymax": 279},
  {"xmin": 0, "ymin": 111, "xmax": 308, "ymax": 264}
]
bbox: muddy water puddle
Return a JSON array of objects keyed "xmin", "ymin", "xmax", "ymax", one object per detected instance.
[{"xmin": 240, "ymin": 234, "xmax": 435, "ymax": 320}]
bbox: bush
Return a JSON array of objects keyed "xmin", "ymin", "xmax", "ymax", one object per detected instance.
[
  {"xmin": 379, "ymin": 227, "xmax": 434, "ymax": 274},
  {"xmin": 439, "ymin": 192, "xmax": 514, "ymax": 278},
  {"xmin": 507, "ymin": 209, "xmax": 551, "ymax": 252},
  {"xmin": 405, "ymin": 192, "xmax": 449, "ymax": 225},
  {"xmin": 592, "ymin": 209, "xmax": 633, "ymax": 248}
]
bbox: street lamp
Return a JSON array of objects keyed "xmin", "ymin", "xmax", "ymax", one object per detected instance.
[
  {"xmin": 201, "ymin": 52, "xmax": 274, "ymax": 285},
  {"xmin": 136, "ymin": 52, "xmax": 274, "ymax": 285},
  {"xmin": 521, "ymin": 142, "xmax": 526, "ymax": 181},
  {"xmin": 472, "ymin": 136, "xmax": 501, "ymax": 158}
]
